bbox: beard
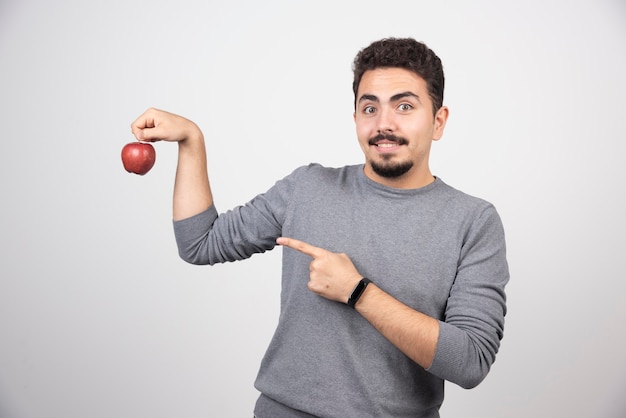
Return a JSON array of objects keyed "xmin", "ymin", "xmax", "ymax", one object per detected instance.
[
  {"xmin": 368, "ymin": 133, "xmax": 413, "ymax": 178},
  {"xmin": 370, "ymin": 158, "xmax": 414, "ymax": 178}
]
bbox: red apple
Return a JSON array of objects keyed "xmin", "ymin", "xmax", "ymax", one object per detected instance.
[{"xmin": 121, "ymin": 142, "xmax": 156, "ymax": 175}]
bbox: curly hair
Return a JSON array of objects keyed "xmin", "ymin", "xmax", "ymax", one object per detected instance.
[{"xmin": 352, "ymin": 38, "xmax": 445, "ymax": 116}]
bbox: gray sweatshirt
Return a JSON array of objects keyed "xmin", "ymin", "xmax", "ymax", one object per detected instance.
[{"xmin": 173, "ymin": 164, "xmax": 509, "ymax": 418}]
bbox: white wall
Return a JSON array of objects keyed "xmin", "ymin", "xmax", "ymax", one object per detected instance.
[{"xmin": 1, "ymin": 0, "xmax": 625, "ymax": 417}]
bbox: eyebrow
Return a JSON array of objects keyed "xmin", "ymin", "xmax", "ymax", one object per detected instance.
[{"xmin": 358, "ymin": 91, "xmax": 421, "ymax": 104}]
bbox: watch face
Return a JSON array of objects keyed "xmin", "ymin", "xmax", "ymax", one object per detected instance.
[
  {"xmin": 349, "ymin": 278, "xmax": 370, "ymax": 307},
  {"xmin": 352, "ymin": 281, "xmax": 367, "ymax": 297}
]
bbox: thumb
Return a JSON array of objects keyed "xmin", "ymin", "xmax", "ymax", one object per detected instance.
[
  {"xmin": 133, "ymin": 126, "xmax": 164, "ymax": 143},
  {"xmin": 132, "ymin": 128, "xmax": 146, "ymax": 141}
]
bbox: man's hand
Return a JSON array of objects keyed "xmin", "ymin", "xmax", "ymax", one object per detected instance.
[
  {"xmin": 131, "ymin": 108, "xmax": 201, "ymax": 144},
  {"xmin": 277, "ymin": 237, "xmax": 362, "ymax": 304}
]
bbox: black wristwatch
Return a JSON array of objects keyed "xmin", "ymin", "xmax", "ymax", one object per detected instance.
[{"xmin": 347, "ymin": 278, "xmax": 371, "ymax": 308}]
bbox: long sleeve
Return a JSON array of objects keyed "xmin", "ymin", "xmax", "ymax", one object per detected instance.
[
  {"xmin": 427, "ymin": 205, "xmax": 509, "ymax": 388},
  {"xmin": 172, "ymin": 168, "xmax": 297, "ymax": 265}
]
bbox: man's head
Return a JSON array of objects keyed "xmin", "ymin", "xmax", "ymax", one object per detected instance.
[
  {"xmin": 352, "ymin": 38, "xmax": 449, "ymax": 189},
  {"xmin": 352, "ymin": 38, "xmax": 444, "ymax": 116}
]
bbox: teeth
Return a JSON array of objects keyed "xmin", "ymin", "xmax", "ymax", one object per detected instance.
[{"xmin": 377, "ymin": 143, "xmax": 397, "ymax": 148}]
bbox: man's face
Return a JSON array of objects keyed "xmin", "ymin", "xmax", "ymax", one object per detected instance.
[{"xmin": 354, "ymin": 68, "xmax": 448, "ymax": 189}]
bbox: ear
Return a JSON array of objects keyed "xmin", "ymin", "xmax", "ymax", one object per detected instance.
[{"xmin": 433, "ymin": 106, "xmax": 449, "ymax": 141}]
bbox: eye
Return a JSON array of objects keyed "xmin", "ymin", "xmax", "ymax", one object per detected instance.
[
  {"xmin": 363, "ymin": 105, "xmax": 376, "ymax": 115},
  {"xmin": 397, "ymin": 103, "xmax": 413, "ymax": 112}
]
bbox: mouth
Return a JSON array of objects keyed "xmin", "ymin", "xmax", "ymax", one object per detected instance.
[
  {"xmin": 368, "ymin": 134, "xmax": 407, "ymax": 151},
  {"xmin": 375, "ymin": 141, "xmax": 400, "ymax": 149}
]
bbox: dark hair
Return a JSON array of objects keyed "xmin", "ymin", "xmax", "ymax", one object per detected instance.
[{"xmin": 352, "ymin": 38, "xmax": 445, "ymax": 115}]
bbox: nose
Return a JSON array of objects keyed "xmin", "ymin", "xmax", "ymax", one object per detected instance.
[{"xmin": 377, "ymin": 107, "xmax": 395, "ymax": 134}]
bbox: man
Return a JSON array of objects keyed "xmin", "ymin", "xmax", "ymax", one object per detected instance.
[{"xmin": 131, "ymin": 37, "xmax": 509, "ymax": 417}]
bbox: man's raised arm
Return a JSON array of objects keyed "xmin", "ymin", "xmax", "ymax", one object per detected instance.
[{"xmin": 131, "ymin": 108, "xmax": 213, "ymax": 220}]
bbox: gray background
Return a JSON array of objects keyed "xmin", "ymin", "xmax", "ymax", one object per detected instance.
[{"xmin": 1, "ymin": 0, "xmax": 625, "ymax": 417}]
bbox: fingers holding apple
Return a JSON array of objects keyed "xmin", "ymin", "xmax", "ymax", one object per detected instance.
[
  {"xmin": 121, "ymin": 141, "xmax": 156, "ymax": 175},
  {"xmin": 125, "ymin": 108, "xmax": 204, "ymax": 175},
  {"xmin": 131, "ymin": 108, "xmax": 199, "ymax": 144}
]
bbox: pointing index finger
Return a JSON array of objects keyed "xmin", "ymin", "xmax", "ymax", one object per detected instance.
[{"xmin": 277, "ymin": 237, "xmax": 325, "ymax": 258}]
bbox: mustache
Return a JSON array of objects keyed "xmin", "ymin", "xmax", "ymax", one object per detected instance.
[{"xmin": 368, "ymin": 133, "xmax": 408, "ymax": 146}]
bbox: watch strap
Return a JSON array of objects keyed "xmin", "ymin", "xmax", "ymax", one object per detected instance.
[{"xmin": 347, "ymin": 277, "xmax": 371, "ymax": 308}]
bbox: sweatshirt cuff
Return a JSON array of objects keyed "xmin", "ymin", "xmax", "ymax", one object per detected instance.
[{"xmin": 427, "ymin": 321, "xmax": 490, "ymax": 389}]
